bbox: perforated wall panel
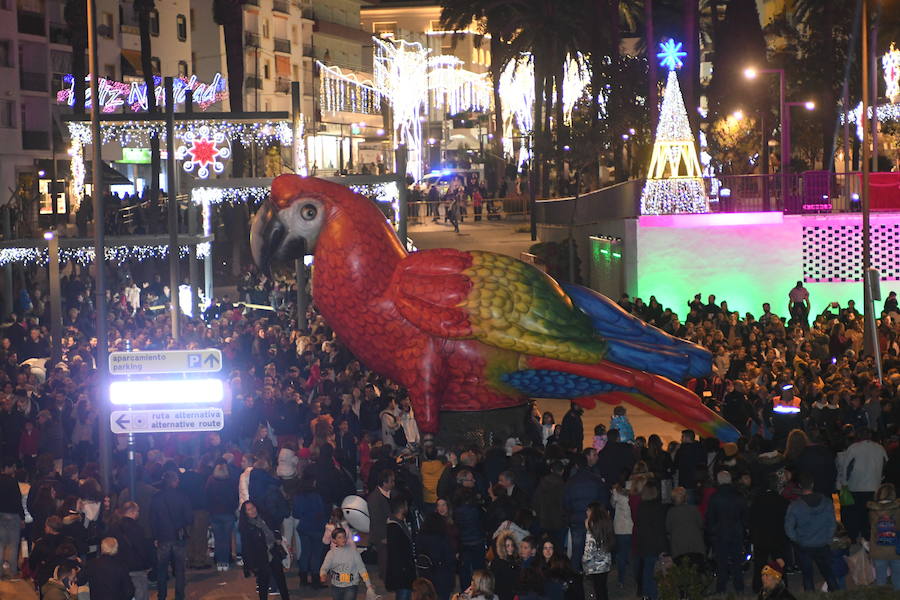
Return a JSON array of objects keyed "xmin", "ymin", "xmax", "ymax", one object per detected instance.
[{"xmin": 803, "ymin": 224, "xmax": 900, "ymax": 282}]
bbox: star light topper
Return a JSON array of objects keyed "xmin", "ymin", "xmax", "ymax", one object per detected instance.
[
  {"xmin": 176, "ymin": 125, "xmax": 231, "ymax": 178},
  {"xmin": 657, "ymin": 39, "xmax": 687, "ymax": 71}
]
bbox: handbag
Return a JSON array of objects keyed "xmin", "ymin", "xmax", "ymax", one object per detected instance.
[
  {"xmin": 846, "ymin": 547, "xmax": 875, "ymax": 585},
  {"xmin": 582, "ymin": 532, "xmax": 612, "ymax": 575},
  {"xmin": 838, "ymin": 486, "xmax": 855, "ymax": 507}
]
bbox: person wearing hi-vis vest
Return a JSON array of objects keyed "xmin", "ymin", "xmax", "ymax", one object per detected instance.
[{"xmin": 320, "ymin": 527, "xmax": 377, "ymax": 600}]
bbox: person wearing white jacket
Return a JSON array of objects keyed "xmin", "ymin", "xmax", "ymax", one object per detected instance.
[
  {"xmin": 611, "ymin": 484, "xmax": 633, "ymax": 588},
  {"xmin": 840, "ymin": 428, "xmax": 887, "ymax": 542}
]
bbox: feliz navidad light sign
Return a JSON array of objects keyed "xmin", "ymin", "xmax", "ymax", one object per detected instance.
[{"xmin": 56, "ymin": 73, "xmax": 228, "ymax": 113}]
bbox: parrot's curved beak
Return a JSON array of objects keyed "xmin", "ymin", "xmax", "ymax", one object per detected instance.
[{"xmin": 251, "ymin": 199, "xmax": 308, "ymax": 272}]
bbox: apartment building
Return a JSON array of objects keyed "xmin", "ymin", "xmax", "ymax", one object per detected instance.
[
  {"xmin": 192, "ymin": 0, "xmax": 313, "ymax": 115},
  {"xmin": 0, "ymin": 0, "xmax": 194, "ymax": 224},
  {"xmin": 360, "ymin": 0, "xmax": 490, "ymax": 174}
]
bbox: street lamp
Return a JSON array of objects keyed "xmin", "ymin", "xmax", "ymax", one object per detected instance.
[
  {"xmin": 783, "ymin": 101, "xmax": 816, "ymax": 185},
  {"xmin": 732, "ymin": 110, "xmax": 744, "ymax": 121},
  {"xmin": 745, "ymin": 66, "xmax": 787, "ymax": 206}
]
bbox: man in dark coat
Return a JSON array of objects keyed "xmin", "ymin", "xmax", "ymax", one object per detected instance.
[
  {"xmin": 533, "ymin": 461, "xmax": 566, "ymax": 546},
  {"xmin": 706, "ymin": 471, "xmax": 747, "ymax": 594},
  {"xmin": 749, "ymin": 475, "xmax": 789, "ymax": 593},
  {"xmin": 675, "ymin": 429, "xmax": 706, "ymax": 503},
  {"xmin": 84, "ymin": 537, "xmax": 135, "ymax": 600},
  {"xmin": 150, "ymin": 471, "xmax": 192, "ymax": 600},
  {"xmin": 595, "ymin": 429, "xmax": 636, "ymax": 485},
  {"xmin": 109, "ymin": 501, "xmax": 154, "ymax": 600},
  {"xmin": 451, "ymin": 469, "xmax": 486, "ymax": 591},
  {"xmin": 385, "ymin": 497, "xmax": 415, "ymax": 596},
  {"xmin": 558, "ymin": 403, "xmax": 584, "ymax": 451},
  {"xmin": 367, "ymin": 468, "xmax": 394, "ymax": 581}
]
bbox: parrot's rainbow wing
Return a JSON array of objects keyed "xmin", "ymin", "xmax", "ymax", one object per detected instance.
[{"xmin": 394, "ymin": 248, "xmax": 607, "ymax": 363}]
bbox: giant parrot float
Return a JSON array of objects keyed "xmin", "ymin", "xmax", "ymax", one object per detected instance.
[{"xmin": 251, "ymin": 175, "xmax": 739, "ymax": 442}]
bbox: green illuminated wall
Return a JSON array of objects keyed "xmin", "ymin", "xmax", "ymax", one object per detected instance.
[{"xmin": 634, "ymin": 214, "xmax": 872, "ymax": 320}]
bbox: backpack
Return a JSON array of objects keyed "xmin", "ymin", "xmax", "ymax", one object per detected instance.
[
  {"xmin": 875, "ymin": 512, "xmax": 897, "ymax": 546},
  {"xmin": 263, "ymin": 484, "xmax": 291, "ymax": 523}
]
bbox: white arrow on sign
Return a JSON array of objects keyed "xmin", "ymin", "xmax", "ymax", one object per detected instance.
[
  {"xmin": 110, "ymin": 408, "xmax": 225, "ymax": 434},
  {"xmin": 108, "ymin": 349, "xmax": 223, "ymax": 375}
]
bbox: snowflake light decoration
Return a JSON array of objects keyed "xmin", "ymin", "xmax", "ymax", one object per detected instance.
[
  {"xmin": 657, "ymin": 39, "xmax": 687, "ymax": 71},
  {"xmin": 176, "ymin": 125, "xmax": 231, "ymax": 178}
]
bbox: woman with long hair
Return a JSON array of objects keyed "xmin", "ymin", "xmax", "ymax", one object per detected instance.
[
  {"xmin": 489, "ymin": 531, "xmax": 520, "ymax": 600},
  {"xmin": 582, "ymin": 502, "xmax": 614, "ymax": 600},
  {"xmin": 436, "ymin": 498, "xmax": 459, "ymax": 553},
  {"xmin": 238, "ymin": 501, "xmax": 290, "ymax": 600},
  {"xmin": 536, "ymin": 539, "xmax": 575, "ymax": 600}
]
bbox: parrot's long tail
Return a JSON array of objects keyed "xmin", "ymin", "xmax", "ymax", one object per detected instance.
[
  {"xmin": 523, "ymin": 356, "xmax": 740, "ymax": 442},
  {"xmin": 562, "ymin": 283, "xmax": 712, "ymax": 382}
]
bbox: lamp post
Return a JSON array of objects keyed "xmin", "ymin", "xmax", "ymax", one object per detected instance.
[{"xmin": 744, "ymin": 67, "xmax": 786, "ymax": 206}]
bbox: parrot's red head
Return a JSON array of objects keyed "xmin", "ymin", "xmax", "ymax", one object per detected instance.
[{"xmin": 251, "ymin": 174, "xmax": 360, "ymax": 271}]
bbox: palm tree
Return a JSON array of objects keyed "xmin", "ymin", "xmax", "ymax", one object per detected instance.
[
  {"xmin": 213, "ymin": 0, "xmax": 246, "ymax": 177},
  {"xmin": 64, "ymin": 0, "xmax": 87, "ymax": 114},
  {"xmin": 134, "ymin": 0, "xmax": 161, "ymax": 204}
]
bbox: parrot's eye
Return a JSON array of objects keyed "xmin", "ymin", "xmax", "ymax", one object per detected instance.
[{"xmin": 300, "ymin": 204, "xmax": 318, "ymax": 221}]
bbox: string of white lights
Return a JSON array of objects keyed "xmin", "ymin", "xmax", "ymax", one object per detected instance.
[
  {"xmin": 374, "ymin": 37, "xmax": 430, "ymax": 180},
  {"xmin": 0, "ymin": 242, "xmax": 211, "ymax": 267},
  {"xmin": 67, "ymin": 120, "xmax": 292, "ymax": 148}
]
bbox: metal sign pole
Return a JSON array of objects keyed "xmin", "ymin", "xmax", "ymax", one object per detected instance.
[
  {"xmin": 165, "ymin": 78, "xmax": 180, "ymax": 340},
  {"xmin": 87, "ymin": 0, "xmax": 110, "ymax": 491}
]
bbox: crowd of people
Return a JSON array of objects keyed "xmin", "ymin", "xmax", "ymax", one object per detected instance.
[{"xmin": 1, "ymin": 264, "xmax": 900, "ymax": 600}]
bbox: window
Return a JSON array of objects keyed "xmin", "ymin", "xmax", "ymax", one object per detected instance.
[
  {"xmin": 177, "ymin": 60, "xmax": 188, "ymax": 77},
  {"xmin": 292, "ymin": 64, "xmax": 298, "ymax": 80},
  {"xmin": 149, "ymin": 9, "xmax": 159, "ymax": 36},
  {"xmin": 0, "ymin": 100, "xmax": 13, "ymax": 128},
  {"xmin": 176, "ymin": 14, "xmax": 187, "ymax": 41},
  {"xmin": 372, "ymin": 22, "xmax": 396, "ymax": 38},
  {"xmin": 100, "ymin": 12, "xmax": 113, "ymax": 38},
  {"xmin": 263, "ymin": 60, "xmax": 270, "ymax": 79},
  {"xmin": 262, "ymin": 19, "xmax": 269, "ymax": 39},
  {"xmin": 150, "ymin": 56, "xmax": 160, "ymax": 75},
  {"xmin": 0, "ymin": 40, "xmax": 11, "ymax": 67}
]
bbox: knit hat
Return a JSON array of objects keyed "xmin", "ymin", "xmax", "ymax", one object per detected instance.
[
  {"xmin": 761, "ymin": 560, "xmax": 784, "ymax": 581},
  {"xmin": 722, "ymin": 442, "xmax": 738, "ymax": 458}
]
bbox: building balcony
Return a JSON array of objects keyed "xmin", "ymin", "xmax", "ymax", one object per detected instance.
[
  {"xmin": 276, "ymin": 77, "xmax": 290, "ymax": 94},
  {"xmin": 245, "ymin": 75, "xmax": 262, "ymax": 89},
  {"xmin": 20, "ymin": 71, "xmax": 48, "ymax": 92},
  {"xmin": 272, "ymin": 0, "xmax": 289, "ymax": 14},
  {"xmin": 23, "ymin": 130, "xmax": 50, "ymax": 151},
  {"xmin": 245, "ymin": 31, "xmax": 260, "ymax": 47},
  {"xmin": 18, "ymin": 11, "xmax": 45, "ymax": 36},
  {"xmin": 97, "ymin": 24, "xmax": 113, "ymax": 39},
  {"xmin": 274, "ymin": 37, "xmax": 290, "ymax": 54},
  {"xmin": 302, "ymin": 43, "xmax": 314, "ymax": 57}
]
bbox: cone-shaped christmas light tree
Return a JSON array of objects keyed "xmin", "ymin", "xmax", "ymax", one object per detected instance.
[{"xmin": 640, "ymin": 40, "xmax": 708, "ymax": 215}]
